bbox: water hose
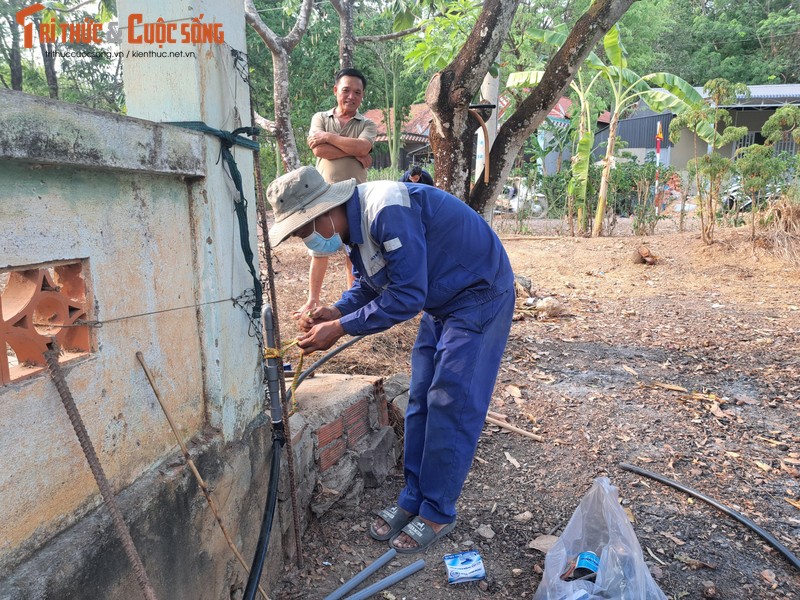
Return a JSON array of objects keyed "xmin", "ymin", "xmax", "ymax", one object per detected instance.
[
  {"xmin": 619, "ymin": 463, "xmax": 800, "ymax": 572},
  {"xmin": 323, "ymin": 548, "xmax": 396, "ymax": 600},
  {"xmin": 287, "ymin": 335, "xmax": 365, "ymax": 405},
  {"xmin": 243, "ymin": 305, "xmax": 286, "ymax": 600},
  {"xmin": 243, "ymin": 309, "xmax": 366, "ymax": 600}
]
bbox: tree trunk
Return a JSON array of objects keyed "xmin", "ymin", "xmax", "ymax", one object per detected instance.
[
  {"xmin": 426, "ymin": 0, "xmax": 520, "ymax": 200},
  {"xmin": 461, "ymin": 0, "xmax": 636, "ymax": 214},
  {"xmin": 35, "ymin": 18, "xmax": 58, "ymax": 99},
  {"xmin": 271, "ymin": 48, "xmax": 301, "ymax": 171},
  {"xmin": 331, "ymin": 0, "xmax": 355, "ymax": 69},
  {"xmin": 592, "ymin": 113, "xmax": 619, "ymax": 236},
  {"xmin": 245, "ymin": 0, "xmax": 312, "ymax": 172},
  {"xmin": 5, "ymin": 15, "xmax": 23, "ymax": 90},
  {"xmin": 391, "ymin": 72, "xmax": 402, "ymax": 169}
]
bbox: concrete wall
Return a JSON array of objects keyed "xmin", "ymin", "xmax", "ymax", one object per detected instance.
[
  {"xmin": 119, "ymin": 0, "xmax": 263, "ymax": 441},
  {"xmin": 0, "ymin": 2, "xmax": 400, "ymax": 596},
  {"xmin": 0, "ymin": 89, "xmax": 212, "ymax": 565},
  {"xmin": 0, "ymin": 83, "xmax": 272, "ymax": 598}
]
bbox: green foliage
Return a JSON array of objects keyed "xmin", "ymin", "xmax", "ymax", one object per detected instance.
[
  {"xmin": 569, "ymin": 129, "xmax": 594, "ymax": 211},
  {"xmin": 404, "ymin": 0, "xmax": 480, "ymax": 71},
  {"xmin": 246, "ymin": 1, "xmax": 341, "ymax": 129},
  {"xmin": 736, "ymin": 144, "xmax": 786, "ymax": 238},
  {"xmin": 539, "ymin": 171, "xmax": 571, "ymax": 217},
  {"xmin": 0, "ymin": 0, "xmax": 124, "ymax": 111},
  {"xmin": 661, "ymin": 0, "xmax": 800, "ymax": 85},
  {"xmin": 762, "ymin": 105, "xmax": 800, "ymax": 145},
  {"xmin": 737, "ymin": 144, "xmax": 784, "ymax": 200},
  {"xmin": 368, "ymin": 166, "xmax": 404, "ymax": 182}
]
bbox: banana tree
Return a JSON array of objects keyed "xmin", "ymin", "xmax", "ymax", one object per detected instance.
[
  {"xmin": 591, "ymin": 26, "xmax": 702, "ymax": 236},
  {"xmin": 514, "ymin": 27, "xmax": 703, "ymax": 236},
  {"xmin": 508, "ymin": 61, "xmax": 603, "ymax": 234}
]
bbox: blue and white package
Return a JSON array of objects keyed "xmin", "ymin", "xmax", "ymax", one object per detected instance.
[{"xmin": 444, "ymin": 550, "xmax": 486, "ymax": 584}]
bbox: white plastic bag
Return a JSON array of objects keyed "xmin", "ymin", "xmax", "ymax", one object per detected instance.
[{"xmin": 533, "ymin": 477, "xmax": 666, "ymax": 600}]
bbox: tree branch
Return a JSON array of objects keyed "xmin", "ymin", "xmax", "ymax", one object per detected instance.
[
  {"xmin": 471, "ymin": 0, "xmax": 638, "ymax": 211},
  {"xmin": 355, "ymin": 23, "xmax": 425, "ymax": 44},
  {"xmin": 253, "ymin": 111, "xmax": 277, "ymax": 135}
]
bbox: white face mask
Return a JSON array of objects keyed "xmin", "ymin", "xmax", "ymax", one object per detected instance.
[{"xmin": 302, "ymin": 215, "xmax": 342, "ymax": 255}]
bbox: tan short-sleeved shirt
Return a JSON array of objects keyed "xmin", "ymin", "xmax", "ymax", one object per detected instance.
[{"xmin": 309, "ymin": 109, "xmax": 377, "ymax": 184}]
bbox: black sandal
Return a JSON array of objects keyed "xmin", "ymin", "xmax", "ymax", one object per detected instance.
[
  {"xmin": 389, "ymin": 517, "xmax": 457, "ymax": 554},
  {"xmin": 368, "ymin": 505, "xmax": 415, "ymax": 542}
]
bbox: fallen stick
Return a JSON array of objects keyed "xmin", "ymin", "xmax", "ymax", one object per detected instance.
[
  {"xmin": 487, "ymin": 410, "xmax": 509, "ymax": 421},
  {"xmin": 485, "ymin": 415, "xmax": 544, "ymax": 442}
]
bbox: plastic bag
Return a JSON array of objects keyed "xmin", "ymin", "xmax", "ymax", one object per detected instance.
[{"xmin": 533, "ymin": 477, "xmax": 666, "ymax": 600}]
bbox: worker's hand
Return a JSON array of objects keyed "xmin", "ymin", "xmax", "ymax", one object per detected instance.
[
  {"xmin": 297, "ymin": 320, "xmax": 345, "ymax": 354},
  {"xmin": 296, "ymin": 305, "xmax": 342, "ymax": 333},
  {"xmin": 356, "ymin": 154, "xmax": 373, "ymax": 169},
  {"xmin": 291, "ymin": 299, "xmax": 320, "ymax": 321}
]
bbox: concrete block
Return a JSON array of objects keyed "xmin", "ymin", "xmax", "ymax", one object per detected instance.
[
  {"xmin": 311, "ymin": 454, "xmax": 359, "ymax": 516},
  {"xmin": 357, "ymin": 426, "xmax": 398, "ymax": 488},
  {"xmin": 383, "ymin": 373, "xmax": 411, "ymax": 402}
]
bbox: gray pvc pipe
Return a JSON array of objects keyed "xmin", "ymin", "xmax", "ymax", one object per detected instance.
[
  {"xmin": 343, "ymin": 559, "xmax": 425, "ymax": 600},
  {"xmin": 323, "ymin": 548, "xmax": 397, "ymax": 600},
  {"xmin": 261, "ymin": 304, "xmax": 283, "ymax": 424}
]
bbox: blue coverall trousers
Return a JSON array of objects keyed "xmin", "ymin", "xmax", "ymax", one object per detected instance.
[{"xmin": 397, "ymin": 288, "xmax": 516, "ymax": 525}]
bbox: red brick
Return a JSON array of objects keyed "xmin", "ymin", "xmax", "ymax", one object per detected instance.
[
  {"xmin": 378, "ymin": 396, "xmax": 389, "ymax": 427},
  {"xmin": 373, "ymin": 379, "xmax": 385, "ymax": 400},
  {"xmin": 319, "ymin": 439, "xmax": 346, "ymax": 471},
  {"xmin": 347, "ymin": 420, "xmax": 369, "ymax": 448},
  {"xmin": 316, "ymin": 418, "xmax": 344, "ymax": 448},
  {"xmin": 343, "ymin": 397, "xmax": 368, "ymax": 428}
]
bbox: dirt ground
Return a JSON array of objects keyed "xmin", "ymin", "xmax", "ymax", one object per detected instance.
[{"xmin": 264, "ymin": 213, "xmax": 800, "ymax": 600}]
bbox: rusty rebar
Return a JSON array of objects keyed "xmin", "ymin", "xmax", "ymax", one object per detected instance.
[
  {"xmin": 44, "ymin": 347, "xmax": 159, "ymax": 600},
  {"xmin": 135, "ymin": 351, "xmax": 270, "ymax": 600}
]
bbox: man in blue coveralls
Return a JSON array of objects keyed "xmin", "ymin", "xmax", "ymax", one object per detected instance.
[{"xmin": 266, "ymin": 166, "xmax": 515, "ymax": 554}]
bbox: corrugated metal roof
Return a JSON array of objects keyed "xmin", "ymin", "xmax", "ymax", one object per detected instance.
[
  {"xmin": 694, "ymin": 83, "xmax": 800, "ymax": 108},
  {"xmin": 747, "ymin": 84, "xmax": 800, "ymax": 98}
]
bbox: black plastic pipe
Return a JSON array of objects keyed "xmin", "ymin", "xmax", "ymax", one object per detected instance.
[
  {"xmin": 287, "ymin": 335, "xmax": 365, "ymax": 405},
  {"xmin": 619, "ymin": 462, "xmax": 800, "ymax": 572},
  {"xmin": 244, "ymin": 311, "xmax": 366, "ymax": 600},
  {"xmin": 243, "ymin": 305, "xmax": 286, "ymax": 600}
]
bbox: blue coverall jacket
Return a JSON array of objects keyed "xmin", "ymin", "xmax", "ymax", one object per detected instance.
[{"xmin": 335, "ymin": 181, "xmax": 516, "ymax": 525}]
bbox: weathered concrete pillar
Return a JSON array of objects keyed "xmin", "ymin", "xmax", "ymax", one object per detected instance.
[{"xmin": 119, "ymin": 0, "xmax": 262, "ymax": 440}]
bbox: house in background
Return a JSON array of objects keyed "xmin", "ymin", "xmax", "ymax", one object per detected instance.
[
  {"xmin": 362, "ymin": 104, "xmax": 433, "ymax": 170},
  {"xmin": 592, "ymin": 84, "xmax": 800, "ymax": 172},
  {"xmin": 364, "ymin": 97, "xmax": 608, "ymax": 176}
]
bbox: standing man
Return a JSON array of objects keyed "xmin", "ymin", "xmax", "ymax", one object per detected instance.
[
  {"xmin": 297, "ymin": 68, "xmax": 377, "ymax": 316},
  {"xmin": 399, "ymin": 164, "xmax": 434, "ymax": 186},
  {"xmin": 267, "ymin": 167, "xmax": 515, "ymax": 554}
]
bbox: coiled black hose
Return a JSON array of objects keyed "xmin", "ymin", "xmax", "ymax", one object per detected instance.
[{"xmin": 620, "ymin": 462, "xmax": 800, "ymax": 572}]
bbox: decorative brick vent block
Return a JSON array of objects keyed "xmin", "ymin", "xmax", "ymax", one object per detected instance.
[{"xmin": 0, "ymin": 262, "xmax": 90, "ymax": 384}]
